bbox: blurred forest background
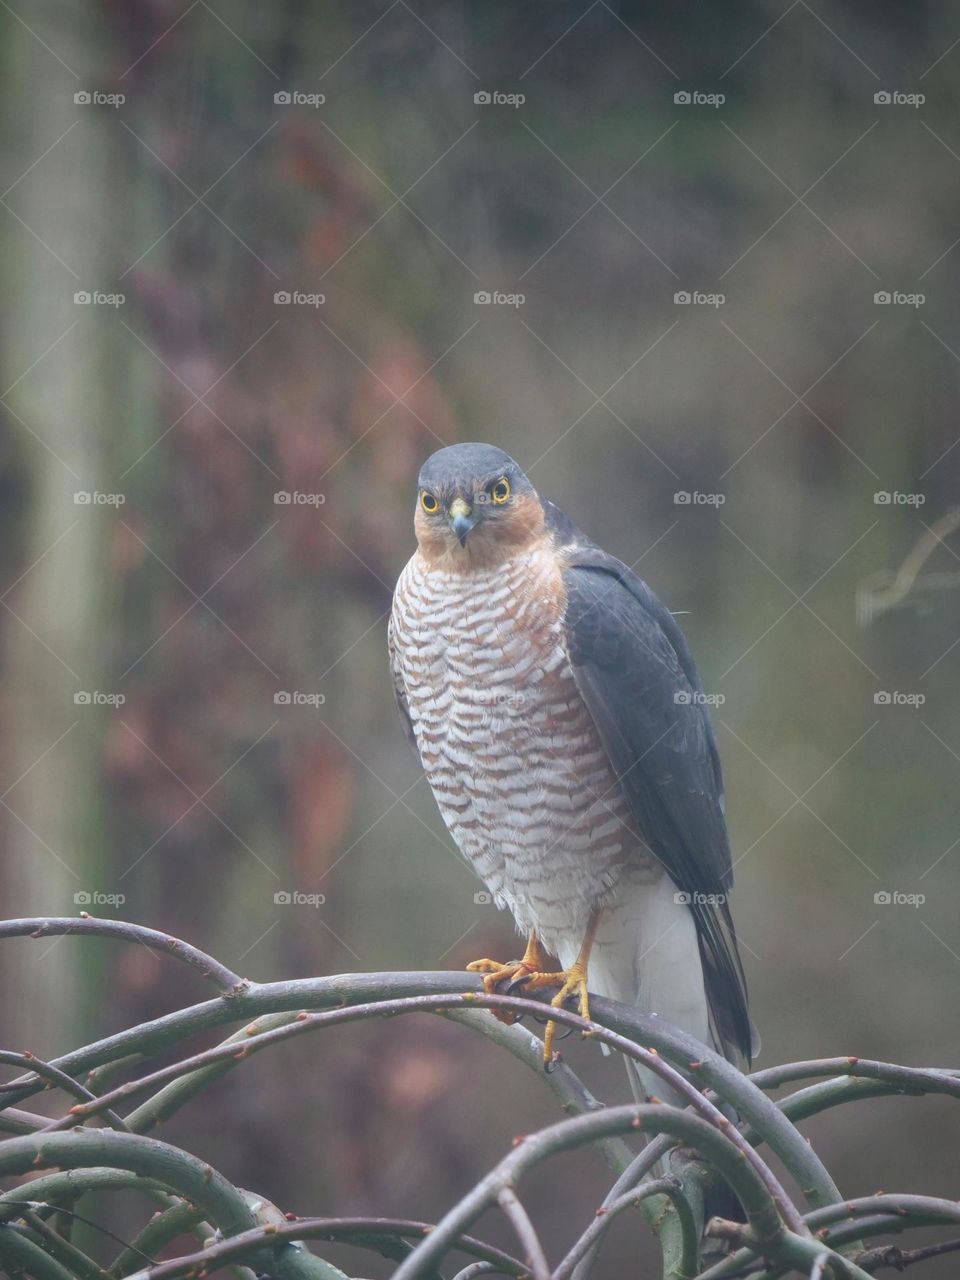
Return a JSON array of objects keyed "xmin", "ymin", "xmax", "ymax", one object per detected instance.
[{"xmin": 1, "ymin": 0, "xmax": 959, "ymax": 1274}]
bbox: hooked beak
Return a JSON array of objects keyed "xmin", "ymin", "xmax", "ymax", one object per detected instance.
[{"xmin": 448, "ymin": 496, "xmax": 477, "ymax": 546}]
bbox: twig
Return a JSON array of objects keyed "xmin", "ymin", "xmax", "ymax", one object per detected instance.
[
  {"xmin": 496, "ymin": 1187, "xmax": 549, "ymax": 1280},
  {"xmin": 554, "ymin": 1177, "xmax": 693, "ymax": 1280},
  {"xmin": 0, "ymin": 965, "xmax": 844, "ymax": 1224},
  {"xmin": 699, "ymin": 1196, "xmax": 960, "ymax": 1280},
  {"xmin": 61, "ymin": 990, "xmax": 803, "ymax": 1235},
  {"xmin": 0, "ymin": 1129, "xmax": 334, "ymax": 1280},
  {"xmin": 857, "ymin": 508, "xmax": 960, "ymax": 625},
  {"xmin": 0, "ymin": 916, "xmax": 246, "ymax": 995},
  {"xmin": 0, "ymin": 1224, "xmax": 79, "ymax": 1280},
  {"xmin": 749, "ymin": 1058, "xmax": 960, "ymax": 1098},
  {"xmin": 0, "ymin": 1050, "xmax": 128, "ymax": 1132},
  {"xmin": 390, "ymin": 1105, "xmax": 812, "ymax": 1280},
  {"xmin": 858, "ymin": 1237, "xmax": 960, "ymax": 1272},
  {"xmin": 18, "ymin": 1207, "xmax": 107, "ymax": 1280},
  {"xmin": 121, "ymin": 1216, "xmax": 530, "ymax": 1280}
]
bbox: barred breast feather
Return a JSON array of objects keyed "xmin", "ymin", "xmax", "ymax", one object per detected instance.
[{"xmin": 388, "ymin": 543, "xmax": 662, "ymax": 958}]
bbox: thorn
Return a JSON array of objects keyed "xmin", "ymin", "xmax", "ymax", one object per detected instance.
[
  {"xmin": 79, "ymin": 911, "xmax": 89, "ymax": 919},
  {"xmin": 232, "ymin": 1049, "xmax": 248, "ymax": 1060},
  {"xmin": 284, "ymin": 1212, "xmax": 297, "ymax": 1221},
  {"xmin": 295, "ymin": 1012, "xmax": 309, "ymax": 1021},
  {"xmin": 68, "ymin": 1105, "xmax": 82, "ymax": 1115},
  {"xmin": 688, "ymin": 1060, "xmax": 702, "ymax": 1070}
]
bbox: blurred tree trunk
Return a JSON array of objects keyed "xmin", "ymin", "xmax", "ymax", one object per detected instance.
[{"xmin": 0, "ymin": 1, "xmax": 120, "ymax": 1049}]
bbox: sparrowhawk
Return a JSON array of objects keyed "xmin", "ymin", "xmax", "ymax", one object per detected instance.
[{"xmin": 389, "ymin": 443, "xmax": 756, "ymax": 1087}]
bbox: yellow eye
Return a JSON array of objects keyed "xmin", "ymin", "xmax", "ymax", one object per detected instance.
[
  {"xmin": 420, "ymin": 490, "xmax": 439, "ymax": 514},
  {"xmin": 490, "ymin": 477, "xmax": 511, "ymax": 505}
]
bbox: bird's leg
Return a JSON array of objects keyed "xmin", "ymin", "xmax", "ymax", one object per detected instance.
[
  {"xmin": 466, "ymin": 932, "xmax": 555, "ymax": 1024},
  {"xmin": 520, "ymin": 910, "xmax": 601, "ymax": 1065}
]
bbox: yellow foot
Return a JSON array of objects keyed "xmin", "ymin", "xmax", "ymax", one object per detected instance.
[
  {"xmin": 521, "ymin": 964, "xmax": 592, "ymax": 1065},
  {"xmin": 465, "ymin": 956, "xmax": 560, "ymax": 1024}
]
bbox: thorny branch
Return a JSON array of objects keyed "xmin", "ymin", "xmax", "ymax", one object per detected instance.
[{"xmin": 0, "ymin": 915, "xmax": 955, "ymax": 1280}]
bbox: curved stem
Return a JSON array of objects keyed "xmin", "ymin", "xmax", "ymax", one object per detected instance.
[
  {"xmin": 0, "ymin": 1049, "xmax": 128, "ymax": 1132},
  {"xmin": 0, "ymin": 967, "xmax": 841, "ymax": 1225},
  {"xmin": 18, "ymin": 1207, "xmax": 106, "ymax": 1280},
  {"xmin": 749, "ymin": 1057, "xmax": 960, "ymax": 1097},
  {"xmin": 61, "ymin": 991, "xmax": 801, "ymax": 1236},
  {"xmin": 0, "ymin": 1105, "xmax": 49, "ymax": 1134},
  {"xmin": 0, "ymin": 1169, "xmax": 175, "ymax": 1222},
  {"xmin": 0, "ymin": 1224, "xmax": 81, "ymax": 1280},
  {"xmin": 807, "ymin": 1195, "xmax": 960, "ymax": 1228},
  {"xmin": 496, "ymin": 1187, "xmax": 549, "ymax": 1280},
  {"xmin": 555, "ymin": 1177, "xmax": 694, "ymax": 1280},
  {"xmin": 699, "ymin": 1195, "xmax": 960, "ymax": 1280},
  {"xmin": 125, "ymin": 1011, "xmax": 302, "ymax": 1134},
  {"xmin": 123, "ymin": 1217, "xmax": 530, "ymax": 1280},
  {"xmin": 107, "ymin": 1201, "xmax": 204, "ymax": 1278},
  {"xmin": 391, "ymin": 1104, "xmax": 791, "ymax": 1280},
  {"xmin": 0, "ymin": 916, "xmax": 246, "ymax": 994},
  {"xmin": 0, "ymin": 1130, "xmax": 334, "ymax": 1280}
]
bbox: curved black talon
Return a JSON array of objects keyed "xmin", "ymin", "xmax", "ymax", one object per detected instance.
[{"xmin": 504, "ymin": 973, "xmax": 531, "ymax": 995}]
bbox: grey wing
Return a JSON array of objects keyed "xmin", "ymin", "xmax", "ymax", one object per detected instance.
[
  {"xmin": 387, "ymin": 612, "xmax": 416, "ymax": 749},
  {"xmin": 560, "ymin": 546, "xmax": 755, "ymax": 1065}
]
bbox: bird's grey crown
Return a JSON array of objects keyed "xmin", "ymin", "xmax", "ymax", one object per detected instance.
[{"xmin": 417, "ymin": 442, "xmax": 534, "ymax": 495}]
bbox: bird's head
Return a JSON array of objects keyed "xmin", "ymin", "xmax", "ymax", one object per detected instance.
[{"xmin": 413, "ymin": 443, "xmax": 545, "ymax": 569}]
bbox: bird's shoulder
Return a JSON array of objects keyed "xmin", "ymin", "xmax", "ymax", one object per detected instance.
[{"xmin": 541, "ymin": 498, "xmax": 699, "ymax": 687}]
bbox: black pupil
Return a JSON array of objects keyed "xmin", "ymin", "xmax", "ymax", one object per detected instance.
[
  {"xmin": 423, "ymin": 493, "xmax": 436, "ymax": 509},
  {"xmin": 494, "ymin": 482, "xmax": 506, "ymax": 498}
]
